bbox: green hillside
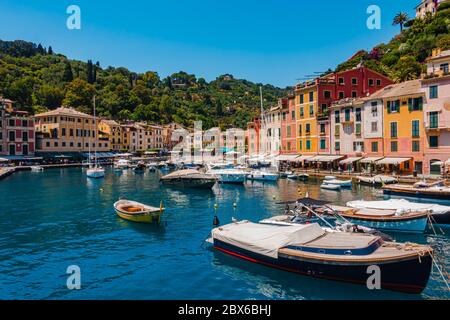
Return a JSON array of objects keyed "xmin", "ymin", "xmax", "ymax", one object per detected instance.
[{"xmin": 0, "ymin": 40, "xmax": 288, "ymax": 130}]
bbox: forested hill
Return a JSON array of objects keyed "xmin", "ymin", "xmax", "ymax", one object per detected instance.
[
  {"xmin": 0, "ymin": 39, "xmax": 288, "ymax": 129},
  {"xmin": 335, "ymin": 5, "xmax": 450, "ymax": 81}
]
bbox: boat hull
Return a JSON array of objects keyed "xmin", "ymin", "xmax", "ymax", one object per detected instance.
[
  {"xmin": 86, "ymin": 170, "xmax": 105, "ymax": 178},
  {"xmin": 213, "ymin": 239, "xmax": 432, "ymax": 294},
  {"xmin": 383, "ymin": 188, "xmax": 450, "ymax": 201},
  {"xmin": 343, "ymin": 216, "xmax": 428, "ymax": 233},
  {"xmin": 161, "ymin": 179, "xmax": 216, "ymax": 189}
]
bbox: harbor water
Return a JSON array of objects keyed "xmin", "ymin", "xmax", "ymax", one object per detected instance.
[{"xmin": 0, "ymin": 168, "xmax": 449, "ymax": 300}]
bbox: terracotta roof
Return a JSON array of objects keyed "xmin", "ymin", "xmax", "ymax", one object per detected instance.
[
  {"xmin": 365, "ymin": 80, "xmax": 422, "ymax": 100},
  {"xmin": 34, "ymin": 107, "xmax": 94, "ymax": 118},
  {"xmin": 100, "ymin": 119, "xmax": 120, "ymax": 126}
]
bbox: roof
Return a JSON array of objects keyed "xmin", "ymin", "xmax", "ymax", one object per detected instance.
[
  {"xmin": 100, "ymin": 119, "xmax": 120, "ymax": 126},
  {"xmin": 366, "ymin": 80, "xmax": 422, "ymax": 100},
  {"xmin": 426, "ymin": 49, "xmax": 450, "ymax": 62},
  {"xmin": 34, "ymin": 107, "xmax": 94, "ymax": 119},
  {"xmin": 331, "ymin": 97, "xmax": 365, "ymax": 108}
]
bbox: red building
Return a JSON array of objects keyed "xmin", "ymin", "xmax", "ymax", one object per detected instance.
[{"xmin": 1, "ymin": 104, "xmax": 35, "ymax": 156}]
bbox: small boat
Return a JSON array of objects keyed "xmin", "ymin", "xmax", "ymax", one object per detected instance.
[
  {"xmin": 209, "ymin": 220, "xmax": 433, "ymax": 293},
  {"xmin": 206, "ymin": 169, "xmax": 246, "ymax": 184},
  {"xmin": 287, "ymin": 173, "xmax": 309, "ymax": 180},
  {"xmin": 246, "ymin": 170, "xmax": 278, "ymax": 182},
  {"xmin": 30, "ymin": 166, "xmax": 44, "ymax": 172},
  {"xmin": 324, "ymin": 176, "xmax": 337, "ymax": 181},
  {"xmin": 358, "ymin": 175, "xmax": 398, "ymax": 187},
  {"xmin": 161, "ymin": 169, "xmax": 217, "ymax": 189},
  {"xmin": 347, "ymin": 199, "xmax": 450, "ymax": 225},
  {"xmin": 321, "ymin": 183, "xmax": 341, "ymax": 191},
  {"xmin": 87, "ymin": 166, "xmax": 105, "ymax": 179},
  {"xmin": 133, "ymin": 161, "xmax": 147, "ymax": 173},
  {"xmin": 114, "ymin": 159, "xmax": 130, "ymax": 170},
  {"xmin": 279, "ymin": 171, "xmax": 292, "ymax": 179},
  {"xmin": 324, "ymin": 179, "xmax": 352, "ymax": 188},
  {"xmin": 383, "ymin": 181, "xmax": 450, "ymax": 201},
  {"xmin": 114, "ymin": 200, "xmax": 164, "ymax": 224}
]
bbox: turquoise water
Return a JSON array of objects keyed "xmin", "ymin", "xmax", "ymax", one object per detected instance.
[{"xmin": 0, "ymin": 168, "xmax": 449, "ymax": 300}]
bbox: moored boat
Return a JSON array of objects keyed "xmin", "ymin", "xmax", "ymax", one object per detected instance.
[
  {"xmin": 87, "ymin": 167, "xmax": 105, "ymax": 179},
  {"xmin": 246, "ymin": 170, "xmax": 278, "ymax": 182},
  {"xmin": 30, "ymin": 166, "xmax": 44, "ymax": 172},
  {"xmin": 160, "ymin": 169, "xmax": 217, "ymax": 189},
  {"xmin": 324, "ymin": 179, "xmax": 352, "ymax": 188},
  {"xmin": 210, "ymin": 220, "xmax": 433, "ymax": 294},
  {"xmin": 321, "ymin": 183, "xmax": 341, "ymax": 191},
  {"xmin": 114, "ymin": 200, "xmax": 164, "ymax": 224},
  {"xmin": 347, "ymin": 199, "xmax": 450, "ymax": 225},
  {"xmin": 358, "ymin": 175, "xmax": 398, "ymax": 187},
  {"xmin": 383, "ymin": 181, "xmax": 450, "ymax": 201},
  {"xmin": 133, "ymin": 161, "xmax": 147, "ymax": 173},
  {"xmin": 206, "ymin": 169, "xmax": 246, "ymax": 184}
]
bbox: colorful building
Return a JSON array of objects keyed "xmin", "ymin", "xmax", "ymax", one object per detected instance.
[
  {"xmin": 378, "ymin": 80, "xmax": 425, "ymax": 174},
  {"xmin": 0, "ymin": 105, "xmax": 35, "ymax": 156},
  {"xmin": 281, "ymin": 95, "xmax": 297, "ymax": 154},
  {"xmin": 263, "ymin": 100, "xmax": 284, "ymax": 155},
  {"xmin": 247, "ymin": 119, "xmax": 261, "ymax": 156},
  {"xmin": 421, "ymin": 49, "xmax": 450, "ymax": 175},
  {"xmin": 99, "ymin": 119, "xmax": 125, "ymax": 151},
  {"xmin": 34, "ymin": 107, "xmax": 110, "ymax": 154}
]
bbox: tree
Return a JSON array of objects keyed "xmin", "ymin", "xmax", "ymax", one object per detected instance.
[
  {"xmin": 48, "ymin": 46, "xmax": 53, "ymax": 55},
  {"xmin": 87, "ymin": 60, "xmax": 94, "ymax": 84},
  {"xmin": 63, "ymin": 78, "xmax": 95, "ymax": 113},
  {"xmin": 393, "ymin": 12, "xmax": 409, "ymax": 32},
  {"xmin": 62, "ymin": 62, "xmax": 73, "ymax": 82},
  {"xmin": 33, "ymin": 84, "xmax": 65, "ymax": 109},
  {"xmin": 393, "ymin": 56, "xmax": 422, "ymax": 82}
]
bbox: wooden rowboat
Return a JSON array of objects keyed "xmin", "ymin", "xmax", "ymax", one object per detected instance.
[{"xmin": 114, "ymin": 200, "xmax": 164, "ymax": 224}]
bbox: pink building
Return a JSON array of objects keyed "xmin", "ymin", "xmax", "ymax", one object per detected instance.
[
  {"xmin": 281, "ymin": 96, "xmax": 297, "ymax": 154},
  {"xmin": 421, "ymin": 49, "xmax": 450, "ymax": 175}
]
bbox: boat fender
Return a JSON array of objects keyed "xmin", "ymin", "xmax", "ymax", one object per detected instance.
[{"xmin": 213, "ymin": 215, "xmax": 220, "ymax": 226}]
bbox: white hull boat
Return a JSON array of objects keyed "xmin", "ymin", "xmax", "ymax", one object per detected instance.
[
  {"xmin": 321, "ymin": 183, "xmax": 341, "ymax": 191},
  {"xmin": 30, "ymin": 166, "xmax": 44, "ymax": 172},
  {"xmin": 87, "ymin": 167, "xmax": 106, "ymax": 178},
  {"xmin": 246, "ymin": 171, "xmax": 278, "ymax": 181},
  {"xmin": 324, "ymin": 179, "xmax": 352, "ymax": 188},
  {"xmin": 206, "ymin": 169, "xmax": 246, "ymax": 184}
]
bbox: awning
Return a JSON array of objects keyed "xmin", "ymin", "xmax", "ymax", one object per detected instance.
[
  {"xmin": 339, "ymin": 157, "xmax": 363, "ymax": 165},
  {"xmin": 445, "ymin": 159, "xmax": 450, "ymax": 166},
  {"xmin": 0, "ymin": 158, "xmax": 9, "ymax": 162},
  {"xmin": 276, "ymin": 154, "xmax": 300, "ymax": 161},
  {"xmin": 0, "ymin": 156, "xmax": 43, "ymax": 161},
  {"xmin": 360, "ymin": 157, "xmax": 384, "ymax": 164},
  {"xmin": 376, "ymin": 157, "xmax": 412, "ymax": 165},
  {"xmin": 296, "ymin": 155, "xmax": 314, "ymax": 162},
  {"xmin": 306, "ymin": 155, "xmax": 344, "ymax": 163}
]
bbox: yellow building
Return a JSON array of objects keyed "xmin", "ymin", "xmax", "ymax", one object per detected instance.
[
  {"xmin": 34, "ymin": 107, "xmax": 110, "ymax": 153},
  {"xmin": 380, "ymin": 80, "xmax": 425, "ymax": 174},
  {"xmin": 99, "ymin": 119, "xmax": 129, "ymax": 152},
  {"xmin": 295, "ymin": 81, "xmax": 318, "ymax": 155}
]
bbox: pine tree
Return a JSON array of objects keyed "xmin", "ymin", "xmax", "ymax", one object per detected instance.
[
  {"xmin": 62, "ymin": 62, "xmax": 73, "ymax": 82},
  {"xmin": 87, "ymin": 60, "xmax": 94, "ymax": 84},
  {"xmin": 48, "ymin": 46, "xmax": 53, "ymax": 55}
]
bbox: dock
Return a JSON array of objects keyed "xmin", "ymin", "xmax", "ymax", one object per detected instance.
[{"xmin": 0, "ymin": 168, "xmax": 16, "ymax": 180}]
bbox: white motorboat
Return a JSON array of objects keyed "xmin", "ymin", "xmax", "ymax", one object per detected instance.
[
  {"xmin": 86, "ymin": 96, "xmax": 105, "ymax": 179},
  {"xmin": 30, "ymin": 166, "xmax": 44, "ymax": 172},
  {"xmin": 87, "ymin": 167, "xmax": 106, "ymax": 178},
  {"xmin": 357, "ymin": 175, "xmax": 398, "ymax": 186},
  {"xmin": 114, "ymin": 159, "xmax": 130, "ymax": 169},
  {"xmin": 321, "ymin": 183, "xmax": 341, "ymax": 191},
  {"xmin": 323, "ymin": 179, "xmax": 352, "ymax": 188},
  {"xmin": 206, "ymin": 169, "xmax": 246, "ymax": 184},
  {"xmin": 246, "ymin": 170, "xmax": 278, "ymax": 182},
  {"xmin": 324, "ymin": 176, "xmax": 337, "ymax": 181}
]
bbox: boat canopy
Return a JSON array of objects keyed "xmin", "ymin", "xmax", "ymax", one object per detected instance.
[
  {"xmin": 360, "ymin": 157, "xmax": 384, "ymax": 164},
  {"xmin": 297, "ymin": 197, "xmax": 331, "ymax": 207},
  {"xmin": 212, "ymin": 221, "xmax": 325, "ymax": 258},
  {"xmin": 306, "ymin": 155, "xmax": 344, "ymax": 163},
  {"xmin": 376, "ymin": 157, "xmax": 411, "ymax": 165},
  {"xmin": 339, "ymin": 157, "xmax": 363, "ymax": 165},
  {"xmin": 347, "ymin": 199, "xmax": 450, "ymax": 215}
]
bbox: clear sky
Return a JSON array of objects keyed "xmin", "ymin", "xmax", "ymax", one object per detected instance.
[{"xmin": 0, "ymin": 0, "xmax": 418, "ymax": 87}]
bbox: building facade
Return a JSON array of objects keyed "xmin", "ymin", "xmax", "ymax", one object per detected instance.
[
  {"xmin": 34, "ymin": 107, "xmax": 110, "ymax": 154},
  {"xmin": 281, "ymin": 95, "xmax": 297, "ymax": 154},
  {"xmin": 0, "ymin": 106, "xmax": 35, "ymax": 156}
]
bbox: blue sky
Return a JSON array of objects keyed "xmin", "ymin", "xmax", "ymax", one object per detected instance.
[{"xmin": 0, "ymin": 0, "xmax": 418, "ymax": 87}]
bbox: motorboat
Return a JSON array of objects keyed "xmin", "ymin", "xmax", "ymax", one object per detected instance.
[
  {"xmin": 114, "ymin": 200, "xmax": 164, "ymax": 224},
  {"xmin": 87, "ymin": 166, "xmax": 106, "ymax": 179},
  {"xmin": 321, "ymin": 183, "xmax": 341, "ymax": 191},
  {"xmin": 287, "ymin": 173, "xmax": 309, "ymax": 180},
  {"xmin": 383, "ymin": 181, "xmax": 450, "ymax": 201},
  {"xmin": 347, "ymin": 199, "xmax": 450, "ymax": 225},
  {"xmin": 246, "ymin": 170, "xmax": 278, "ymax": 182},
  {"xmin": 133, "ymin": 161, "xmax": 147, "ymax": 173},
  {"xmin": 209, "ymin": 220, "xmax": 433, "ymax": 294},
  {"xmin": 160, "ymin": 169, "xmax": 217, "ymax": 189},
  {"xmin": 30, "ymin": 166, "xmax": 44, "ymax": 172},
  {"xmin": 357, "ymin": 175, "xmax": 398, "ymax": 187},
  {"xmin": 114, "ymin": 159, "xmax": 130, "ymax": 170},
  {"xmin": 324, "ymin": 176, "xmax": 337, "ymax": 181},
  {"xmin": 206, "ymin": 169, "xmax": 246, "ymax": 184},
  {"xmin": 323, "ymin": 179, "xmax": 352, "ymax": 188}
]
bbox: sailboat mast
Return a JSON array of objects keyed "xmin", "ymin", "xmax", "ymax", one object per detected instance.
[
  {"xmin": 259, "ymin": 86, "xmax": 265, "ymax": 154},
  {"xmin": 93, "ymin": 95, "xmax": 97, "ymax": 167}
]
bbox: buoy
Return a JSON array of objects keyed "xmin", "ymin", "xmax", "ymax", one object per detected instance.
[
  {"xmin": 213, "ymin": 215, "xmax": 220, "ymax": 226},
  {"xmin": 214, "ymin": 203, "xmax": 218, "ymax": 209},
  {"xmin": 233, "ymin": 202, "xmax": 237, "ymax": 208}
]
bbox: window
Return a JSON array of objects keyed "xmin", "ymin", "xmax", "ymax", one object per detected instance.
[
  {"xmin": 338, "ymin": 77, "xmax": 344, "ymax": 85},
  {"xmin": 387, "ymin": 100, "xmax": 400, "ymax": 113},
  {"xmin": 338, "ymin": 92, "xmax": 345, "ymax": 99},
  {"xmin": 298, "ymin": 124, "xmax": 302, "ymax": 135},
  {"xmin": 309, "ymin": 105, "xmax": 314, "ymax": 116},
  {"xmin": 287, "ymin": 126, "xmax": 291, "ymax": 137},
  {"xmin": 300, "ymin": 94, "xmax": 304, "ymax": 104},
  {"xmin": 355, "ymin": 123, "xmax": 362, "ymax": 135},
  {"xmin": 429, "ymin": 112, "xmax": 439, "ymax": 128},
  {"xmin": 287, "ymin": 142, "xmax": 291, "ymax": 151},
  {"xmin": 429, "ymin": 136, "xmax": 439, "ymax": 148},
  {"xmin": 353, "ymin": 141, "xmax": 364, "ymax": 152},
  {"xmin": 62, "ymin": 128, "xmax": 66, "ymax": 136},
  {"xmin": 299, "ymin": 140, "xmax": 303, "ymax": 151},
  {"xmin": 324, "ymin": 91, "xmax": 331, "ymax": 99},
  {"xmin": 291, "ymin": 110, "xmax": 295, "ymax": 120},
  {"xmin": 335, "ymin": 110, "xmax": 340, "ymax": 123},
  {"xmin": 22, "ymin": 131, "xmax": 28, "ymax": 142},
  {"xmin": 46, "ymin": 141, "xmax": 50, "ymax": 147},
  {"xmin": 430, "ymin": 86, "xmax": 438, "ymax": 99},
  {"xmin": 355, "ymin": 108, "xmax": 361, "ymax": 122},
  {"xmin": 335, "ymin": 141, "xmax": 340, "ymax": 151},
  {"xmin": 320, "ymin": 139, "xmax": 326, "ymax": 150},
  {"xmin": 412, "ymin": 141, "xmax": 420, "ymax": 152},
  {"xmin": 408, "ymin": 97, "xmax": 423, "ymax": 111},
  {"xmin": 376, "ymin": 79, "xmax": 381, "ymax": 86},
  {"xmin": 345, "ymin": 109, "xmax": 351, "ymax": 122},
  {"xmin": 352, "ymin": 91, "xmax": 357, "ymax": 98},
  {"xmin": 9, "ymin": 119, "xmax": 15, "ymax": 127},
  {"xmin": 62, "ymin": 142, "xmax": 66, "ymax": 147},
  {"xmin": 335, "ymin": 124, "xmax": 340, "ymax": 137},
  {"xmin": 390, "ymin": 122, "xmax": 398, "ymax": 138},
  {"xmin": 391, "ymin": 141, "xmax": 398, "ymax": 152},
  {"xmin": 371, "ymin": 142, "xmax": 379, "ymax": 152},
  {"xmin": 305, "ymin": 123, "xmax": 311, "ymax": 134},
  {"xmin": 22, "ymin": 120, "xmax": 28, "ymax": 127},
  {"xmin": 300, "ymin": 107, "xmax": 304, "ymax": 117},
  {"xmin": 70, "ymin": 129, "xmax": 74, "ymax": 137},
  {"xmin": 309, "ymin": 92, "xmax": 314, "ymax": 102},
  {"xmin": 369, "ymin": 79, "xmax": 374, "ymax": 87},
  {"xmin": 282, "ymin": 112, "xmax": 286, "ymax": 121},
  {"xmin": 371, "ymin": 103, "xmax": 378, "ymax": 117},
  {"xmin": 440, "ymin": 63, "xmax": 449, "ymax": 73},
  {"xmin": 9, "ymin": 144, "xmax": 15, "ymax": 155},
  {"xmin": 320, "ymin": 123, "xmax": 326, "ymax": 134},
  {"xmin": 412, "ymin": 120, "xmax": 420, "ymax": 138},
  {"xmin": 352, "ymin": 78, "xmax": 358, "ymax": 85},
  {"xmin": 8, "ymin": 131, "xmax": 15, "ymax": 142},
  {"xmin": 306, "ymin": 140, "xmax": 311, "ymax": 150}
]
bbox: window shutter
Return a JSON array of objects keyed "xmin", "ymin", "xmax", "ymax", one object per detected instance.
[
  {"xmin": 396, "ymin": 100, "xmax": 400, "ymax": 113},
  {"xmin": 408, "ymin": 98, "xmax": 412, "ymax": 112},
  {"xmin": 418, "ymin": 97, "xmax": 423, "ymax": 111},
  {"xmin": 387, "ymin": 101, "xmax": 391, "ymax": 114}
]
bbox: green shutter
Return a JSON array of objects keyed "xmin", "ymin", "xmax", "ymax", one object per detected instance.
[
  {"xmin": 387, "ymin": 101, "xmax": 391, "ymax": 114},
  {"xmin": 408, "ymin": 98, "xmax": 413, "ymax": 112}
]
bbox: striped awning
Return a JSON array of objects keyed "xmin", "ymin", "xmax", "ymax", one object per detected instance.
[
  {"xmin": 339, "ymin": 157, "xmax": 363, "ymax": 165},
  {"xmin": 376, "ymin": 157, "xmax": 412, "ymax": 165},
  {"xmin": 276, "ymin": 154, "xmax": 300, "ymax": 161},
  {"xmin": 295, "ymin": 155, "xmax": 314, "ymax": 162},
  {"xmin": 306, "ymin": 155, "xmax": 344, "ymax": 163}
]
